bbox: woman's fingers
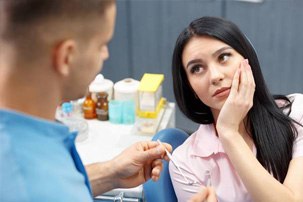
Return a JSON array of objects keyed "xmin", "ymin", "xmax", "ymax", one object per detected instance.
[
  {"xmin": 239, "ymin": 59, "xmax": 248, "ymax": 96},
  {"xmin": 235, "ymin": 59, "xmax": 255, "ymax": 102},
  {"xmin": 230, "ymin": 61, "xmax": 241, "ymax": 98},
  {"xmin": 242, "ymin": 60, "xmax": 255, "ymax": 109},
  {"xmin": 245, "ymin": 60, "xmax": 255, "ymax": 103}
]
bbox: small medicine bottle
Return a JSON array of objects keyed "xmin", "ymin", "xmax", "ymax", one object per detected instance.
[
  {"xmin": 61, "ymin": 102, "xmax": 73, "ymax": 117},
  {"xmin": 96, "ymin": 92, "xmax": 109, "ymax": 121},
  {"xmin": 83, "ymin": 92, "xmax": 96, "ymax": 119}
]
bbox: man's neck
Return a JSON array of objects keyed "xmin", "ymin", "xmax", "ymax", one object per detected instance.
[{"xmin": 0, "ymin": 69, "xmax": 61, "ymax": 121}]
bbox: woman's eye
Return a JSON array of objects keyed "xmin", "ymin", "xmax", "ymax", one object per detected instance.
[
  {"xmin": 190, "ymin": 65, "xmax": 203, "ymax": 74},
  {"xmin": 218, "ymin": 53, "xmax": 231, "ymax": 63}
]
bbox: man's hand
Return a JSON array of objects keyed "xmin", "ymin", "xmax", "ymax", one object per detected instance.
[
  {"xmin": 111, "ymin": 141, "xmax": 172, "ymax": 188},
  {"xmin": 188, "ymin": 187, "xmax": 217, "ymax": 202}
]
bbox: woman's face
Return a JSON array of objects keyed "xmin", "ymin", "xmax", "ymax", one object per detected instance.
[{"xmin": 182, "ymin": 36, "xmax": 245, "ymax": 114}]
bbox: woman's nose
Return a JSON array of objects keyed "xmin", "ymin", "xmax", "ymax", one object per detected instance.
[{"xmin": 209, "ymin": 66, "xmax": 224, "ymax": 85}]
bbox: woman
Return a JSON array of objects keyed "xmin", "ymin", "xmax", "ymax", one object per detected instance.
[{"xmin": 169, "ymin": 16, "xmax": 303, "ymax": 202}]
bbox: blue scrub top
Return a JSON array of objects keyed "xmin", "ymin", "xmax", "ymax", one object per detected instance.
[{"xmin": 0, "ymin": 109, "xmax": 93, "ymax": 202}]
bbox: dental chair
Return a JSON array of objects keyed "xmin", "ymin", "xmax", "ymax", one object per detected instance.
[{"xmin": 143, "ymin": 128, "xmax": 189, "ymax": 202}]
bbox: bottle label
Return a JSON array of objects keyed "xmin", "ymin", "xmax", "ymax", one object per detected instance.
[
  {"xmin": 83, "ymin": 106, "xmax": 93, "ymax": 111},
  {"xmin": 96, "ymin": 109, "xmax": 108, "ymax": 115}
]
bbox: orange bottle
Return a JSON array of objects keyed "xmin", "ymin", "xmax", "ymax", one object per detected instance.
[{"xmin": 82, "ymin": 92, "xmax": 96, "ymax": 119}]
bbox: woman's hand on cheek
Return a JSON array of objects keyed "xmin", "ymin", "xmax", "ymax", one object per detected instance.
[{"xmin": 216, "ymin": 59, "xmax": 255, "ymax": 136}]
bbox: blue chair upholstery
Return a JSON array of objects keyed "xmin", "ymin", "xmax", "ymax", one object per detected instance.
[{"xmin": 143, "ymin": 128, "xmax": 189, "ymax": 202}]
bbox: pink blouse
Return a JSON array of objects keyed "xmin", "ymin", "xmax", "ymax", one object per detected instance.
[{"xmin": 169, "ymin": 94, "xmax": 303, "ymax": 202}]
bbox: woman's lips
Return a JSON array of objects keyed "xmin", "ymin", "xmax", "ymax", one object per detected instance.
[{"xmin": 213, "ymin": 87, "xmax": 231, "ymax": 97}]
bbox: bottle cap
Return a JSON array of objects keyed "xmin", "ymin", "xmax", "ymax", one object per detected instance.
[
  {"xmin": 114, "ymin": 78, "xmax": 140, "ymax": 94},
  {"xmin": 89, "ymin": 74, "xmax": 114, "ymax": 93},
  {"xmin": 62, "ymin": 102, "xmax": 73, "ymax": 114},
  {"xmin": 97, "ymin": 92, "xmax": 108, "ymax": 99}
]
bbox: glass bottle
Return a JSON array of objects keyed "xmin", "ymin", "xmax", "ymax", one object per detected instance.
[
  {"xmin": 82, "ymin": 92, "xmax": 96, "ymax": 119},
  {"xmin": 96, "ymin": 92, "xmax": 109, "ymax": 121}
]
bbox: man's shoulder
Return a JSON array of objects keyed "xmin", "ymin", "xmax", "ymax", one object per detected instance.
[
  {"xmin": 0, "ymin": 109, "xmax": 92, "ymax": 202},
  {"xmin": 0, "ymin": 119, "xmax": 30, "ymax": 201}
]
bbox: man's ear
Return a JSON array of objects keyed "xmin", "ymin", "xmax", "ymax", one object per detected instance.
[{"xmin": 52, "ymin": 39, "xmax": 77, "ymax": 76}]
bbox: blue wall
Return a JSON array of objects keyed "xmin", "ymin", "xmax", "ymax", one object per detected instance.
[{"xmin": 102, "ymin": 0, "xmax": 303, "ymax": 132}]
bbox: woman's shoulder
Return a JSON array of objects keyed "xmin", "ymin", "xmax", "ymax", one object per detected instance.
[
  {"xmin": 288, "ymin": 94, "xmax": 303, "ymax": 158},
  {"xmin": 288, "ymin": 93, "xmax": 303, "ymax": 103},
  {"xmin": 288, "ymin": 93, "xmax": 303, "ymax": 122},
  {"xmin": 172, "ymin": 126, "xmax": 203, "ymax": 157},
  {"xmin": 172, "ymin": 124, "xmax": 213, "ymax": 158},
  {"xmin": 172, "ymin": 130, "xmax": 198, "ymax": 156},
  {"xmin": 276, "ymin": 93, "xmax": 303, "ymax": 122}
]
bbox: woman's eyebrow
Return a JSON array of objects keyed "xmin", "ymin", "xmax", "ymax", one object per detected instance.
[
  {"xmin": 186, "ymin": 46, "xmax": 233, "ymax": 68},
  {"xmin": 186, "ymin": 59, "xmax": 204, "ymax": 69},
  {"xmin": 212, "ymin": 46, "xmax": 233, "ymax": 57}
]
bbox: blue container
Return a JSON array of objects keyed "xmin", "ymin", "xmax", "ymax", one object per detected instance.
[
  {"xmin": 122, "ymin": 100, "xmax": 136, "ymax": 124},
  {"xmin": 109, "ymin": 100, "xmax": 123, "ymax": 124}
]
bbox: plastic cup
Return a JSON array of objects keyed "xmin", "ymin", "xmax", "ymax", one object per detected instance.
[
  {"xmin": 122, "ymin": 100, "xmax": 136, "ymax": 124},
  {"xmin": 109, "ymin": 100, "xmax": 123, "ymax": 124}
]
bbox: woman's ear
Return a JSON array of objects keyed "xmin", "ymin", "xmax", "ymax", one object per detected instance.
[{"xmin": 52, "ymin": 39, "xmax": 77, "ymax": 76}]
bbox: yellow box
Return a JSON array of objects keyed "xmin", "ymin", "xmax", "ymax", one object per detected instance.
[{"xmin": 137, "ymin": 73, "xmax": 165, "ymax": 118}]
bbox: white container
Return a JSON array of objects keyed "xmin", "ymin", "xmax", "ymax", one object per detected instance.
[
  {"xmin": 89, "ymin": 74, "xmax": 114, "ymax": 101},
  {"xmin": 114, "ymin": 78, "xmax": 140, "ymax": 108}
]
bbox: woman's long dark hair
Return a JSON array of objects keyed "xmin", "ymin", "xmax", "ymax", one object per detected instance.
[{"xmin": 172, "ymin": 16, "xmax": 299, "ymax": 182}]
